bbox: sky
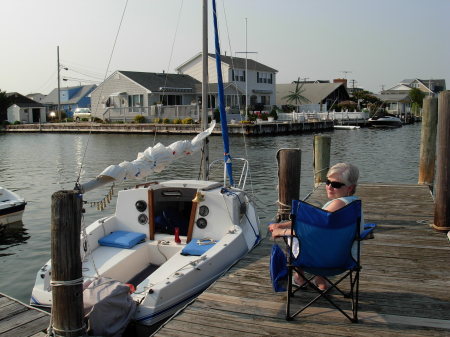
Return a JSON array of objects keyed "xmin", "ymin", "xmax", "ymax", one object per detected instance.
[{"xmin": 1, "ymin": 0, "xmax": 449, "ymax": 95}]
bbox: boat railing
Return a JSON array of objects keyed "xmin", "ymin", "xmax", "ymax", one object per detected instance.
[{"xmin": 209, "ymin": 157, "xmax": 249, "ymax": 190}]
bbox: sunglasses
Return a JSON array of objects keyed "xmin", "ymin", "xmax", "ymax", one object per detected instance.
[{"xmin": 326, "ymin": 179, "xmax": 346, "ymax": 189}]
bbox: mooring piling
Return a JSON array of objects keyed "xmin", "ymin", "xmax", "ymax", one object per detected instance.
[
  {"xmin": 313, "ymin": 135, "xmax": 331, "ymax": 187},
  {"xmin": 50, "ymin": 190, "xmax": 85, "ymax": 337},
  {"xmin": 276, "ymin": 148, "xmax": 301, "ymax": 221},
  {"xmin": 418, "ymin": 96, "xmax": 438, "ymax": 185},
  {"xmin": 433, "ymin": 91, "xmax": 450, "ymax": 231}
]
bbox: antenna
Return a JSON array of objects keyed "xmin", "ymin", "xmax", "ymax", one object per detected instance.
[
  {"xmin": 235, "ymin": 18, "xmax": 257, "ymax": 119},
  {"xmin": 340, "ymin": 70, "xmax": 352, "ymax": 79}
]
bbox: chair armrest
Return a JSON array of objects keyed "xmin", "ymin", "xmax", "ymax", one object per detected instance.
[{"xmin": 360, "ymin": 223, "xmax": 376, "ymax": 240}]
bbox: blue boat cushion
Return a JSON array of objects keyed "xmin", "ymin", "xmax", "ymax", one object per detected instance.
[
  {"xmin": 98, "ymin": 231, "xmax": 146, "ymax": 249},
  {"xmin": 181, "ymin": 238, "xmax": 216, "ymax": 256}
]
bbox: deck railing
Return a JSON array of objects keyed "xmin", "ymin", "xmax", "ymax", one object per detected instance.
[{"xmin": 102, "ymin": 105, "xmax": 200, "ymax": 122}]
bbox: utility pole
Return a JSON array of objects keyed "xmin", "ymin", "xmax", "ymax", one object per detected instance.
[
  {"xmin": 235, "ymin": 18, "xmax": 257, "ymax": 120},
  {"xmin": 340, "ymin": 70, "xmax": 352, "ymax": 79},
  {"xmin": 57, "ymin": 46, "xmax": 61, "ymax": 121}
]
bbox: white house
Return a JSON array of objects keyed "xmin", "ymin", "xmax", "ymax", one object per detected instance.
[
  {"xmin": 176, "ymin": 53, "xmax": 278, "ymax": 110},
  {"xmin": 6, "ymin": 92, "xmax": 46, "ymax": 123}
]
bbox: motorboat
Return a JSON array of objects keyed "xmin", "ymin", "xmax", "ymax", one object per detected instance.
[
  {"xmin": 368, "ymin": 115, "xmax": 402, "ymax": 128},
  {"xmin": 0, "ymin": 187, "xmax": 26, "ymax": 226},
  {"xmin": 30, "ymin": 0, "xmax": 260, "ymax": 329}
]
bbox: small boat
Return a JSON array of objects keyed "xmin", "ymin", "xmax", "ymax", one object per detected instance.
[
  {"xmin": 368, "ymin": 115, "xmax": 402, "ymax": 128},
  {"xmin": 31, "ymin": 0, "xmax": 260, "ymax": 329},
  {"xmin": 0, "ymin": 187, "xmax": 26, "ymax": 226},
  {"xmin": 334, "ymin": 125, "xmax": 360, "ymax": 130}
]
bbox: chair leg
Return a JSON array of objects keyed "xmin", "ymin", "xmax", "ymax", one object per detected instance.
[{"xmin": 286, "ymin": 266, "xmax": 293, "ymax": 320}]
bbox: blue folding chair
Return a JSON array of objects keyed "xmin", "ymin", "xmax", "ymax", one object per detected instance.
[{"xmin": 286, "ymin": 199, "xmax": 373, "ymax": 323}]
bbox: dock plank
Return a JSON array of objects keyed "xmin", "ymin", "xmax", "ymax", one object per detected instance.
[
  {"xmin": 0, "ymin": 293, "xmax": 50, "ymax": 337},
  {"xmin": 154, "ymin": 183, "xmax": 450, "ymax": 336}
]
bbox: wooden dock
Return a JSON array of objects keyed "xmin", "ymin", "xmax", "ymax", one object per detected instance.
[
  {"xmin": 154, "ymin": 183, "xmax": 450, "ymax": 336},
  {"xmin": 2, "ymin": 120, "xmax": 334, "ymax": 136},
  {"xmin": 0, "ymin": 293, "xmax": 50, "ymax": 337}
]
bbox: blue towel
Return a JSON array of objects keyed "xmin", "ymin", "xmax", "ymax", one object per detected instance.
[
  {"xmin": 98, "ymin": 231, "xmax": 146, "ymax": 249},
  {"xmin": 181, "ymin": 238, "xmax": 216, "ymax": 256}
]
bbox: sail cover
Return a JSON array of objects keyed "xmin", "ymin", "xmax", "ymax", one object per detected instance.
[{"xmin": 94, "ymin": 121, "xmax": 216, "ymax": 182}]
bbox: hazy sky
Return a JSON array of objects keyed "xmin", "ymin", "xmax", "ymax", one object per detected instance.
[{"xmin": 1, "ymin": 0, "xmax": 449, "ymax": 95}]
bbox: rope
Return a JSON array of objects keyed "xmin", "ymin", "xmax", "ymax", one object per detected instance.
[
  {"xmin": 75, "ymin": 0, "xmax": 129, "ymax": 187},
  {"xmin": 50, "ymin": 277, "xmax": 84, "ymax": 287}
]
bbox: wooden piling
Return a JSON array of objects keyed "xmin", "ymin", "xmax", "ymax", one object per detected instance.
[
  {"xmin": 418, "ymin": 96, "xmax": 438, "ymax": 185},
  {"xmin": 276, "ymin": 148, "xmax": 301, "ymax": 221},
  {"xmin": 51, "ymin": 190, "xmax": 84, "ymax": 337},
  {"xmin": 433, "ymin": 91, "xmax": 450, "ymax": 231},
  {"xmin": 313, "ymin": 135, "xmax": 331, "ymax": 186}
]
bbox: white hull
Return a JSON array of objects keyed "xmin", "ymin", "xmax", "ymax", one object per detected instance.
[
  {"xmin": 31, "ymin": 179, "xmax": 260, "ymax": 326},
  {"xmin": 368, "ymin": 116, "xmax": 402, "ymax": 128},
  {"xmin": 0, "ymin": 187, "xmax": 26, "ymax": 226}
]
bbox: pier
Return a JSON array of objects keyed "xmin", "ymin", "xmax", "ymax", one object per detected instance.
[
  {"xmin": 0, "ymin": 293, "xmax": 50, "ymax": 337},
  {"xmin": 154, "ymin": 183, "xmax": 450, "ymax": 336},
  {"xmin": 2, "ymin": 121, "xmax": 335, "ymax": 136}
]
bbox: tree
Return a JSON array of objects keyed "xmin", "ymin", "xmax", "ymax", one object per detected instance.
[
  {"xmin": 0, "ymin": 90, "xmax": 11, "ymax": 122},
  {"xmin": 408, "ymin": 88, "xmax": 425, "ymax": 108},
  {"xmin": 282, "ymin": 77, "xmax": 310, "ymax": 112}
]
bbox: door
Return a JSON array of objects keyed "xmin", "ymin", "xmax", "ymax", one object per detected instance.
[{"xmin": 32, "ymin": 108, "xmax": 40, "ymax": 122}]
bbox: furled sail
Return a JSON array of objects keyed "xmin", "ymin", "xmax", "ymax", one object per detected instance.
[{"xmin": 79, "ymin": 121, "xmax": 216, "ymax": 193}]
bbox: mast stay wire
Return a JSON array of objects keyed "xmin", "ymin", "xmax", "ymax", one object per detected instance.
[
  {"xmin": 220, "ymin": 0, "xmax": 256, "ymax": 198},
  {"xmin": 75, "ymin": 0, "xmax": 129, "ymax": 188}
]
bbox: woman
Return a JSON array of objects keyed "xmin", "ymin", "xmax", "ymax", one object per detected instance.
[{"xmin": 269, "ymin": 162, "xmax": 363, "ymax": 290}]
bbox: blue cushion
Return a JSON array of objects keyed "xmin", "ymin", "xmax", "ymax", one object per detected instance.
[
  {"xmin": 99, "ymin": 231, "xmax": 146, "ymax": 249},
  {"xmin": 181, "ymin": 238, "xmax": 216, "ymax": 256}
]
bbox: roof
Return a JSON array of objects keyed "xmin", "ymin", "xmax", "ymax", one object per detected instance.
[
  {"xmin": 193, "ymin": 82, "xmax": 244, "ymax": 94},
  {"xmin": 176, "ymin": 53, "xmax": 278, "ymax": 73},
  {"xmin": 119, "ymin": 71, "xmax": 201, "ymax": 92},
  {"xmin": 6, "ymin": 92, "xmax": 44, "ymax": 107},
  {"xmin": 276, "ymin": 83, "xmax": 346, "ymax": 105},
  {"xmin": 42, "ymin": 84, "xmax": 96, "ymax": 104},
  {"xmin": 399, "ymin": 78, "xmax": 446, "ymax": 92},
  {"xmin": 209, "ymin": 54, "xmax": 278, "ymax": 73},
  {"xmin": 376, "ymin": 93, "xmax": 411, "ymax": 103}
]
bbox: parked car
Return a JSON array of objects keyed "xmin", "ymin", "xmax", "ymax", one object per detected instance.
[{"xmin": 73, "ymin": 108, "xmax": 92, "ymax": 121}]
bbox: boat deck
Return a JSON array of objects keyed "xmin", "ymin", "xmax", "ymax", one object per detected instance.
[
  {"xmin": 0, "ymin": 293, "xmax": 50, "ymax": 337},
  {"xmin": 154, "ymin": 183, "xmax": 450, "ymax": 336}
]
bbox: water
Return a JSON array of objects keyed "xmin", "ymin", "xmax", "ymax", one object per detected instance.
[{"xmin": 0, "ymin": 124, "xmax": 422, "ymax": 302}]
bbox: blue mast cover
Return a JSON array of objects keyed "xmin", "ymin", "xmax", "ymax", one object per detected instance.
[{"xmin": 212, "ymin": 0, "xmax": 234, "ymax": 186}]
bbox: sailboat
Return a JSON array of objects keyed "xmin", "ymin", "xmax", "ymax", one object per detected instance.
[{"xmin": 30, "ymin": 0, "xmax": 260, "ymax": 328}]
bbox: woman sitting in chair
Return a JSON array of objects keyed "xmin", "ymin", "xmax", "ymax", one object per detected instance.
[{"xmin": 269, "ymin": 162, "xmax": 363, "ymax": 291}]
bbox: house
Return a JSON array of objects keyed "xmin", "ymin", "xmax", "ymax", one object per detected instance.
[
  {"xmin": 399, "ymin": 78, "xmax": 446, "ymax": 96},
  {"xmin": 276, "ymin": 82, "xmax": 350, "ymax": 112},
  {"xmin": 41, "ymin": 84, "xmax": 96, "ymax": 118},
  {"xmin": 90, "ymin": 71, "xmax": 202, "ymax": 121},
  {"xmin": 26, "ymin": 93, "xmax": 47, "ymax": 104},
  {"xmin": 176, "ymin": 53, "xmax": 278, "ymax": 110},
  {"xmin": 6, "ymin": 92, "xmax": 46, "ymax": 123},
  {"xmin": 376, "ymin": 78, "xmax": 446, "ymax": 115}
]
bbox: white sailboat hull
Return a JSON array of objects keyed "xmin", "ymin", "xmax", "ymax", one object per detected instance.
[
  {"xmin": 31, "ymin": 179, "xmax": 260, "ymax": 326},
  {"xmin": 0, "ymin": 187, "xmax": 26, "ymax": 226}
]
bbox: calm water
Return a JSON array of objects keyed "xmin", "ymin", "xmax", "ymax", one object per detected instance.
[{"xmin": 0, "ymin": 124, "xmax": 422, "ymax": 302}]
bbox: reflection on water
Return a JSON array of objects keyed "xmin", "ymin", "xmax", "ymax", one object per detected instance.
[
  {"xmin": 0, "ymin": 221, "xmax": 30, "ymax": 257},
  {"xmin": 0, "ymin": 124, "xmax": 422, "ymax": 302}
]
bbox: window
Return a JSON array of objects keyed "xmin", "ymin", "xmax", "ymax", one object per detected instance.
[
  {"xmin": 232, "ymin": 69, "xmax": 245, "ymax": 82},
  {"xmin": 128, "ymin": 94, "xmax": 144, "ymax": 107},
  {"xmin": 257, "ymin": 72, "xmax": 273, "ymax": 84}
]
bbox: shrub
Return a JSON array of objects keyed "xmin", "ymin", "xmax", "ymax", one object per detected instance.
[
  {"xmin": 163, "ymin": 118, "xmax": 171, "ymax": 124},
  {"xmin": 182, "ymin": 117, "xmax": 193, "ymax": 124},
  {"xmin": 2, "ymin": 120, "xmax": 11, "ymax": 126},
  {"xmin": 81, "ymin": 118, "xmax": 90, "ymax": 122},
  {"xmin": 13, "ymin": 121, "xmax": 21, "ymax": 125},
  {"xmin": 134, "ymin": 115, "xmax": 146, "ymax": 123},
  {"xmin": 173, "ymin": 118, "xmax": 182, "ymax": 124},
  {"xmin": 153, "ymin": 118, "xmax": 162, "ymax": 124},
  {"xmin": 92, "ymin": 117, "xmax": 103, "ymax": 123},
  {"xmin": 66, "ymin": 118, "xmax": 74, "ymax": 122}
]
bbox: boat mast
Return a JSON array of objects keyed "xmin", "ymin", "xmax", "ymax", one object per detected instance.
[{"xmin": 200, "ymin": 0, "xmax": 209, "ymax": 180}]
